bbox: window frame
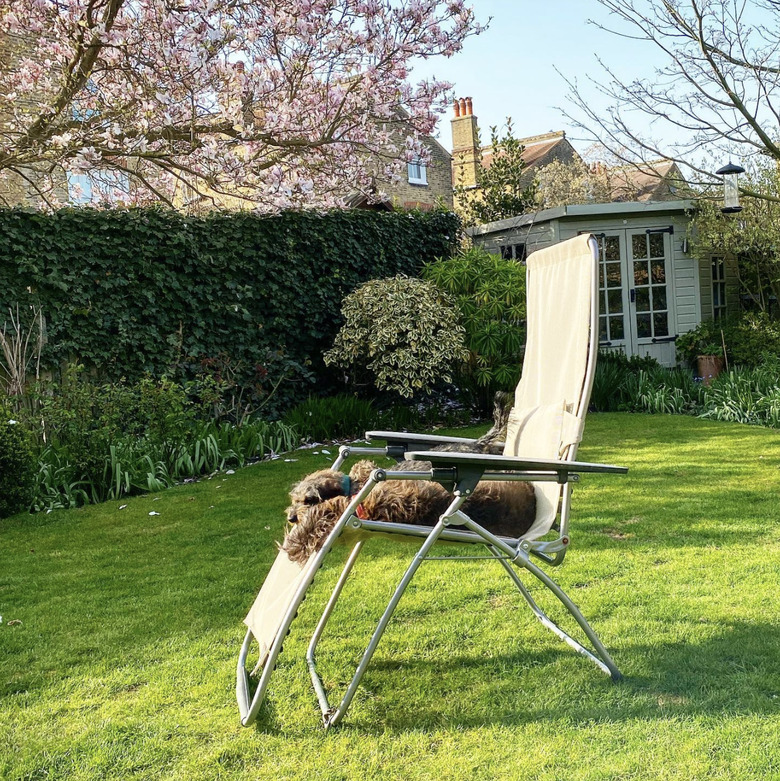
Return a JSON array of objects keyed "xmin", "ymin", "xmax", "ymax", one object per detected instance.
[
  {"xmin": 711, "ymin": 256, "xmax": 727, "ymax": 321},
  {"xmin": 407, "ymin": 160, "xmax": 428, "ymax": 186}
]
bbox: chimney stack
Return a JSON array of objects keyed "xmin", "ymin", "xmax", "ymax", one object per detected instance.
[{"xmin": 451, "ymin": 96, "xmax": 480, "ymax": 188}]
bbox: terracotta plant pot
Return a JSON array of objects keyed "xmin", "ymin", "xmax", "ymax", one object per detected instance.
[{"xmin": 697, "ymin": 354, "xmax": 724, "ymax": 386}]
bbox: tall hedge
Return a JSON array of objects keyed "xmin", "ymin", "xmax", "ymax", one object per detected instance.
[{"xmin": 0, "ymin": 207, "xmax": 459, "ymax": 406}]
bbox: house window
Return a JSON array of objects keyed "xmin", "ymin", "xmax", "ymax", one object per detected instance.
[
  {"xmin": 407, "ymin": 161, "xmax": 428, "ymax": 185},
  {"xmin": 500, "ymin": 243, "xmax": 527, "ymax": 262},
  {"xmin": 712, "ymin": 257, "xmax": 727, "ymax": 320}
]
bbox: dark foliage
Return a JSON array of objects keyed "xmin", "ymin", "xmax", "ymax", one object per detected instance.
[
  {"xmin": 0, "ymin": 207, "xmax": 459, "ymax": 413},
  {"xmin": 0, "ymin": 419, "xmax": 36, "ymax": 518}
]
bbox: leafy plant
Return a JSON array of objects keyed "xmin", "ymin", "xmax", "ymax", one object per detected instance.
[
  {"xmin": 424, "ymin": 247, "xmax": 526, "ymax": 411},
  {"xmin": 283, "ymin": 395, "xmax": 378, "ymax": 443},
  {"xmin": 591, "ymin": 352, "xmax": 701, "ymax": 414},
  {"xmin": 677, "ymin": 312, "xmax": 780, "ymax": 369},
  {"xmin": 718, "ymin": 311, "xmax": 780, "ymax": 367},
  {"xmin": 0, "ymin": 417, "xmax": 36, "ymax": 518},
  {"xmin": 324, "ymin": 276, "xmax": 468, "ymax": 399},
  {"xmin": 31, "ymin": 418, "xmax": 299, "ymax": 512},
  {"xmin": 699, "ymin": 357, "xmax": 780, "ymax": 426},
  {"xmin": 676, "ymin": 320, "xmax": 726, "ymax": 364}
]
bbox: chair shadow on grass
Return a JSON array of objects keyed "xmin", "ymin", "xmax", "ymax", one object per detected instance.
[{"xmin": 252, "ymin": 618, "xmax": 780, "ymax": 734}]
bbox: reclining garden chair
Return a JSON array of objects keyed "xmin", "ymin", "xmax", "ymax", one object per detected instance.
[{"xmin": 237, "ymin": 233, "xmax": 627, "ymax": 728}]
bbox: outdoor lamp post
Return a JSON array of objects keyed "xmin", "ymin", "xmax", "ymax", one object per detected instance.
[{"xmin": 716, "ymin": 161, "xmax": 745, "ymax": 213}]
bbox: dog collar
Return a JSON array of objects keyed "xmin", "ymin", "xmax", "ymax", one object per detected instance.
[{"xmin": 341, "ymin": 474, "xmax": 352, "ymax": 496}]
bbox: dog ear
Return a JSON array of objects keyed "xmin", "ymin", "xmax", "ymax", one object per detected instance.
[
  {"xmin": 282, "ymin": 496, "xmax": 349, "ymax": 564},
  {"xmin": 349, "ymin": 459, "xmax": 378, "ymax": 489}
]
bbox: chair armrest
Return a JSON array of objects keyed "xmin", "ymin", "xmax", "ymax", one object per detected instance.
[
  {"xmin": 403, "ymin": 449, "xmax": 628, "ymax": 476},
  {"xmin": 365, "ymin": 430, "xmax": 480, "ymax": 448}
]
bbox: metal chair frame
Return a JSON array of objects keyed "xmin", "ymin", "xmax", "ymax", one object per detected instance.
[{"xmin": 237, "ymin": 235, "xmax": 626, "ymax": 728}]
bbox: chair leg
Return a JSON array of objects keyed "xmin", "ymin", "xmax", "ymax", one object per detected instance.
[
  {"xmin": 307, "ymin": 541, "xmax": 365, "ymax": 715},
  {"xmin": 305, "ymin": 492, "xmax": 472, "ymax": 728},
  {"xmin": 488, "ymin": 545, "xmax": 622, "ymax": 681},
  {"xmin": 323, "ymin": 516, "xmax": 448, "ymax": 728},
  {"xmin": 237, "ymin": 476, "xmax": 382, "ymax": 727}
]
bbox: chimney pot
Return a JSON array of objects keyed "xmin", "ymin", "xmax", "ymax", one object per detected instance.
[
  {"xmin": 465, "ymin": 97, "xmax": 473, "ymax": 116},
  {"xmin": 459, "ymin": 98, "xmax": 467, "ymax": 116},
  {"xmin": 453, "ymin": 99, "xmax": 461, "ymax": 118}
]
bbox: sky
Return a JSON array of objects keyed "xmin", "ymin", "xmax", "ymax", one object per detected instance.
[{"xmin": 412, "ymin": 0, "xmax": 666, "ymax": 155}]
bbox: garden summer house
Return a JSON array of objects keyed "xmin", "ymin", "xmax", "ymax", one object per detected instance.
[{"xmin": 469, "ymin": 200, "xmax": 740, "ymax": 368}]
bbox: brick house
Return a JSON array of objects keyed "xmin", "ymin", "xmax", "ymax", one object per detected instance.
[
  {"xmin": 450, "ymin": 97, "xmax": 578, "ymax": 211},
  {"xmin": 450, "ymin": 97, "xmax": 686, "ymax": 211},
  {"xmin": 377, "ymin": 134, "xmax": 453, "ymax": 210}
]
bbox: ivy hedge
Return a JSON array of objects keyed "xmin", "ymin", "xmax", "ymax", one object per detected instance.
[{"xmin": 0, "ymin": 207, "xmax": 459, "ymax": 411}]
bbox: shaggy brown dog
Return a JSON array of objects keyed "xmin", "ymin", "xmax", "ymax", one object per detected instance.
[
  {"xmin": 281, "ymin": 394, "xmax": 533, "ymax": 565},
  {"xmin": 282, "ymin": 458, "xmax": 536, "ymax": 565},
  {"xmin": 285, "ymin": 391, "xmax": 514, "ymax": 526}
]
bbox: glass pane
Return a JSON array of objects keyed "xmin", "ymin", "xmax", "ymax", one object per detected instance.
[
  {"xmin": 651, "ymin": 261, "xmax": 666, "ymax": 284},
  {"xmin": 634, "ymin": 261, "xmax": 648, "ymax": 286},
  {"xmin": 636, "ymin": 313, "xmax": 652, "ymax": 339},
  {"xmin": 654, "ymin": 312, "xmax": 669, "ymax": 337},
  {"xmin": 609, "ymin": 315, "xmax": 624, "ymax": 341},
  {"xmin": 605, "ymin": 236, "xmax": 620, "ymax": 261},
  {"xmin": 599, "ymin": 263, "xmax": 605, "ymax": 288},
  {"xmin": 635, "ymin": 287, "xmax": 650, "ymax": 312},
  {"xmin": 649, "ymin": 232, "xmax": 664, "ymax": 257},
  {"xmin": 606, "ymin": 262, "xmax": 622, "ymax": 288},
  {"xmin": 608, "ymin": 289, "xmax": 623, "ymax": 314},
  {"xmin": 653, "ymin": 287, "xmax": 667, "ymax": 311},
  {"xmin": 632, "ymin": 234, "xmax": 647, "ymax": 259},
  {"xmin": 713, "ymin": 285, "xmax": 720, "ymax": 307},
  {"xmin": 599, "ymin": 316, "xmax": 607, "ymax": 342}
]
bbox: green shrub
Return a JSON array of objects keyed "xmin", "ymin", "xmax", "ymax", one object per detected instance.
[
  {"xmin": 590, "ymin": 351, "xmax": 664, "ymax": 412},
  {"xmin": 283, "ymin": 395, "xmax": 377, "ymax": 443},
  {"xmin": 283, "ymin": 392, "xmax": 475, "ymax": 444},
  {"xmin": 27, "ymin": 368, "xmax": 199, "ymax": 489},
  {"xmin": 324, "ymin": 276, "xmax": 468, "ymax": 399},
  {"xmin": 32, "ymin": 418, "xmax": 298, "ymax": 512},
  {"xmin": 699, "ymin": 357, "xmax": 780, "ymax": 427},
  {"xmin": 423, "ymin": 248, "xmax": 526, "ymax": 411},
  {"xmin": 677, "ymin": 312, "xmax": 780, "ymax": 369},
  {"xmin": 722, "ymin": 311, "xmax": 780, "ymax": 367},
  {"xmin": 0, "ymin": 418, "xmax": 36, "ymax": 518}
]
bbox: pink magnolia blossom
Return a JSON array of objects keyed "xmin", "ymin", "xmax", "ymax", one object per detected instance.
[{"xmin": 0, "ymin": 0, "xmax": 482, "ymax": 210}]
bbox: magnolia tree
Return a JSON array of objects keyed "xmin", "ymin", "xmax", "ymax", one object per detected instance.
[{"xmin": 0, "ymin": 0, "xmax": 481, "ymax": 210}]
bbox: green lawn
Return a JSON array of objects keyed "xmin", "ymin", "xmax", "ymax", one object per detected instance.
[{"xmin": 1, "ymin": 413, "xmax": 779, "ymax": 780}]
